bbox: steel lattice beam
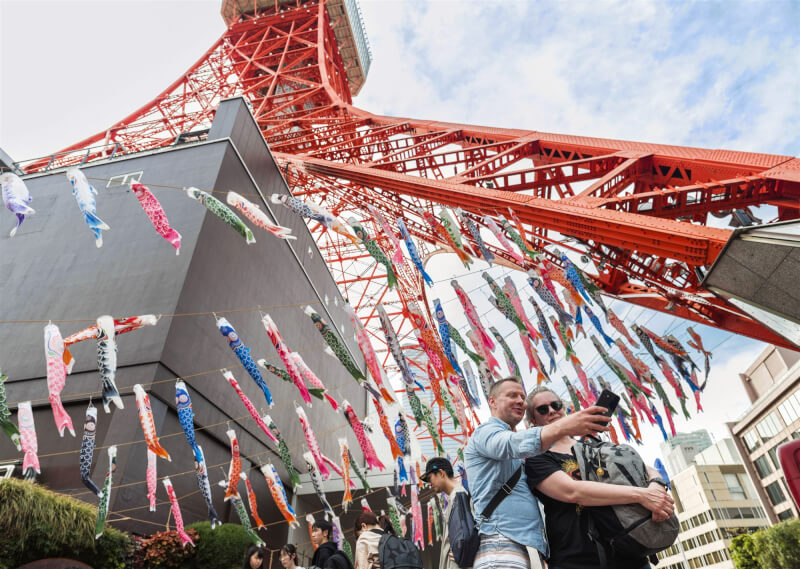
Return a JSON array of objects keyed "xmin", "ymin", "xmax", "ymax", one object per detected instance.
[{"xmin": 20, "ymin": 0, "xmax": 800, "ymax": 361}]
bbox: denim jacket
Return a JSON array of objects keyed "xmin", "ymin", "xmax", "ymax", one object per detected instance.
[{"xmin": 464, "ymin": 417, "xmax": 549, "ymax": 556}]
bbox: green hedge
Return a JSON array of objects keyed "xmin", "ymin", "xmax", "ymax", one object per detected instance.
[
  {"xmin": 0, "ymin": 478, "xmax": 132, "ymax": 568},
  {"xmin": 186, "ymin": 522, "xmax": 255, "ymax": 569},
  {"xmin": 0, "ymin": 479, "xmax": 258, "ymax": 569}
]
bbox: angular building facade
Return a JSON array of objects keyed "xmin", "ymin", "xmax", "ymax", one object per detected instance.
[
  {"xmin": 0, "ymin": 98, "xmax": 380, "ymax": 561},
  {"xmin": 728, "ymin": 344, "xmax": 800, "ymax": 522}
]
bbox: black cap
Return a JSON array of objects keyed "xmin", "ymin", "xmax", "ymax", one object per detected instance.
[{"xmin": 421, "ymin": 457, "xmax": 454, "ymax": 481}]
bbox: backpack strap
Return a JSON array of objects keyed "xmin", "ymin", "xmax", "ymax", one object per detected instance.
[
  {"xmin": 586, "ymin": 512, "xmax": 609, "ymax": 569},
  {"xmin": 481, "ymin": 465, "xmax": 522, "ymax": 520}
]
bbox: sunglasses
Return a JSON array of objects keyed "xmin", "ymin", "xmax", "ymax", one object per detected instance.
[{"xmin": 534, "ymin": 400, "xmax": 564, "ymax": 415}]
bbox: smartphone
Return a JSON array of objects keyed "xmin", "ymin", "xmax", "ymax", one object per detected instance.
[{"xmin": 595, "ymin": 389, "xmax": 620, "ymax": 416}]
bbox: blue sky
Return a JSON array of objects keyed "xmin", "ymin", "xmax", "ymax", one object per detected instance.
[{"xmin": 1, "ymin": 0, "xmax": 798, "ymax": 466}]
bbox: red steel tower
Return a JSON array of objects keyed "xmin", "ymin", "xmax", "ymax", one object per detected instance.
[{"xmin": 18, "ymin": 0, "xmax": 800, "ymax": 443}]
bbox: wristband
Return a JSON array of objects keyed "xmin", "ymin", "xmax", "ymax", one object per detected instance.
[{"xmin": 648, "ymin": 477, "xmax": 669, "ymax": 490}]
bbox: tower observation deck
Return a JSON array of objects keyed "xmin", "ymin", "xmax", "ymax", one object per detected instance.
[
  {"xmin": 14, "ymin": 0, "xmax": 800, "ymax": 362},
  {"xmin": 221, "ymin": 0, "xmax": 372, "ymax": 95}
]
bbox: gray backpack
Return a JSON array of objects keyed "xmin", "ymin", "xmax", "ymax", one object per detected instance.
[{"xmin": 573, "ymin": 437, "xmax": 678, "ymax": 566}]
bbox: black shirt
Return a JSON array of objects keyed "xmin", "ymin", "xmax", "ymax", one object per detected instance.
[{"xmin": 525, "ymin": 449, "xmax": 647, "ymax": 569}]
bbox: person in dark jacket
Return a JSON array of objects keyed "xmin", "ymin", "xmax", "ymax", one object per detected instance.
[{"xmin": 310, "ymin": 519, "xmax": 354, "ymax": 569}]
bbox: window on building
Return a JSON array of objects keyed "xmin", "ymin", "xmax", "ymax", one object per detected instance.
[
  {"xmin": 724, "ymin": 473, "xmax": 747, "ymax": 500},
  {"xmin": 744, "ymin": 429, "xmax": 761, "ymax": 452},
  {"xmin": 765, "ymin": 481, "xmax": 787, "ymax": 506},
  {"xmin": 777, "ymin": 509, "xmax": 794, "ymax": 521},
  {"xmin": 778, "ymin": 389, "xmax": 800, "ymax": 426},
  {"xmin": 754, "ymin": 454, "xmax": 773, "ymax": 478},
  {"xmin": 756, "ymin": 412, "xmax": 783, "ymax": 442},
  {"xmin": 768, "ymin": 439, "xmax": 789, "ymax": 470}
]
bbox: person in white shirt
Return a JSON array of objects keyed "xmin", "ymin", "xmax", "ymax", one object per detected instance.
[{"xmin": 422, "ymin": 457, "xmax": 471, "ymax": 569}]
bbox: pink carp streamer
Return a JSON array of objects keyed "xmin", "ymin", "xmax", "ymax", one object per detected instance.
[
  {"xmin": 453, "ymin": 280, "xmax": 495, "ymax": 352},
  {"xmin": 343, "ymin": 399, "xmax": 385, "ymax": 471},
  {"xmin": 241, "ymin": 472, "xmax": 267, "ymax": 529},
  {"xmin": 339, "ymin": 438, "xmax": 353, "ymax": 512},
  {"xmin": 146, "ymin": 449, "xmax": 157, "ymax": 511},
  {"xmin": 289, "ymin": 352, "xmax": 338, "ymax": 410},
  {"xmin": 410, "ymin": 470, "xmax": 424, "ymax": 549},
  {"xmin": 163, "ymin": 478, "xmax": 195, "ymax": 547},
  {"xmin": 17, "ymin": 402, "xmax": 40, "ymax": 477},
  {"xmin": 484, "ymin": 215, "xmax": 524, "ymax": 262},
  {"xmin": 226, "ymin": 191, "xmax": 295, "ymax": 240},
  {"xmin": 224, "ymin": 371, "xmax": 278, "ymax": 444},
  {"xmin": 224, "ymin": 429, "xmax": 242, "ymax": 501},
  {"xmin": 44, "ymin": 323, "xmax": 75, "ymax": 436},
  {"xmin": 261, "ymin": 314, "xmax": 312, "ymax": 405},
  {"xmin": 130, "ymin": 182, "xmax": 182, "ymax": 254},
  {"xmin": 345, "ymin": 303, "xmax": 396, "ymax": 403},
  {"xmin": 133, "ymin": 384, "xmax": 171, "ymax": 461},
  {"xmin": 367, "ymin": 204, "xmax": 405, "ymax": 266},
  {"xmin": 361, "ymin": 497, "xmax": 372, "ymax": 512},
  {"xmin": 296, "ymin": 404, "xmax": 331, "ymax": 479}
]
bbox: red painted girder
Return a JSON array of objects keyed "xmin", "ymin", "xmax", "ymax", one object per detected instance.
[
  {"xmin": 612, "ymin": 282, "xmax": 794, "ymax": 349},
  {"xmin": 449, "ymin": 138, "xmax": 538, "ymax": 181},
  {"xmin": 282, "ymin": 153, "xmax": 730, "ymax": 265},
  {"xmin": 571, "ymin": 154, "xmax": 653, "ymax": 200},
  {"xmin": 601, "ymin": 176, "xmax": 796, "ymax": 218},
  {"xmin": 378, "ymin": 139, "xmax": 522, "ymax": 176}
]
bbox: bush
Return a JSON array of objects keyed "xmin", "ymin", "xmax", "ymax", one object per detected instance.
[
  {"xmin": 187, "ymin": 522, "xmax": 256, "ymax": 569},
  {"xmin": 141, "ymin": 529, "xmax": 198, "ymax": 568},
  {"xmin": 96, "ymin": 526, "xmax": 136, "ymax": 569},
  {"xmin": 0, "ymin": 478, "xmax": 131, "ymax": 568}
]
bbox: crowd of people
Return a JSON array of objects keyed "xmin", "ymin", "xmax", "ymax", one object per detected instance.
[{"xmin": 242, "ymin": 376, "xmax": 675, "ymax": 569}]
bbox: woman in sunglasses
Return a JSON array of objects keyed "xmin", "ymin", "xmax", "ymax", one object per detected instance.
[{"xmin": 523, "ymin": 386, "xmax": 674, "ymax": 569}]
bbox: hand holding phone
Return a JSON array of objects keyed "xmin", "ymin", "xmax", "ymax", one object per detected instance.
[{"xmin": 595, "ymin": 389, "xmax": 620, "ymax": 417}]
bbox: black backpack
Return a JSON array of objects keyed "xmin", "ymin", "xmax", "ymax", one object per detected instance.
[
  {"xmin": 448, "ymin": 467, "xmax": 522, "ymax": 568},
  {"xmin": 378, "ymin": 532, "xmax": 423, "ymax": 569},
  {"xmin": 448, "ymin": 491, "xmax": 480, "ymax": 568},
  {"xmin": 324, "ymin": 551, "xmax": 353, "ymax": 569}
]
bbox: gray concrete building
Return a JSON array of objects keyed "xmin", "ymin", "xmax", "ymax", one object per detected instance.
[
  {"xmin": 0, "ymin": 98, "xmax": 381, "ymax": 562},
  {"xmin": 660, "ymin": 430, "xmax": 714, "ymax": 478}
]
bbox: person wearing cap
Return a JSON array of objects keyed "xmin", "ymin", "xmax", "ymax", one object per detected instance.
[
  {"xmin": 422, "ymin": 457, "xmax": 470, "ymax": 569},
  {"xmin": 465, "ymin": 377, "xmax": 612, "ymax": 569}
]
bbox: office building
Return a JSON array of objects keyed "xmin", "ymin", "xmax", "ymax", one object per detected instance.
[
  {"xmin": 728, "ymin": 344, "xmax": 800, "ymax": 522},
  {"xmin": 656, "ymin": 439, "xmax": 769, "ymax": 569}
]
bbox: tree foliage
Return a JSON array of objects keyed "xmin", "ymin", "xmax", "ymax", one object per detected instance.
[
  {"xmin": 732, "ymin": 519, "xmax": 800, "ymax": 569},
  {"xmin": 731, "ymin": 533, "xmax": 759, "ymax": 569}
]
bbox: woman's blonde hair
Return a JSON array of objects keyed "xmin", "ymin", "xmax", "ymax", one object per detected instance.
[{"xmin": 525, "ymin": 385, "xmax": 562, "ymax": 427}]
